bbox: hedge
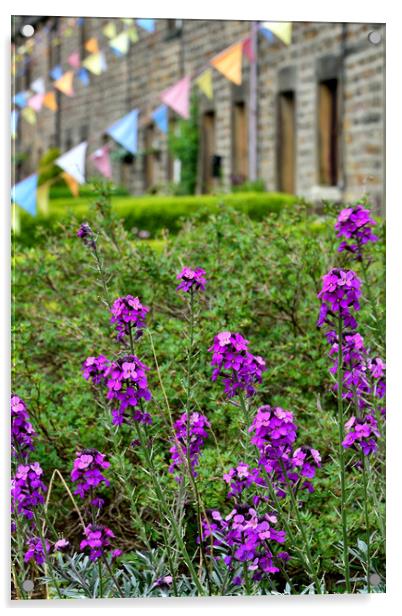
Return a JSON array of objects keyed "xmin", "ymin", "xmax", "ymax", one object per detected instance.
[{"xmin": 15, "ymin": 191, "xmax": 298, "ymax": 245}]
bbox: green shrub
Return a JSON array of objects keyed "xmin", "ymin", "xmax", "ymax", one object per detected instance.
[{"xmin": 15, "ymin": 191, "xmax": 298, "ymax": 246}]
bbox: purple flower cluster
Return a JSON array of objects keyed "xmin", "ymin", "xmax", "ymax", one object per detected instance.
[
  {"xmin": 82, "ymin": 355, "xmax": 110, "ymax": 385},
  {"xmin": 11, "ymin": 462, "xmax": 47, "ymax": 520},
  {"xmin": 24, "ymin": 536, "xmax": 50, "ymax": 565},
  {"xmin": 248, "ymin": 406, "xmax": 321, "ymax": 495},
  {"xmin": 169, "ymin": 412, "xmax": 210, "ymax": 479},
  {"xmin": 223, "ymin": 463, "xmax": 265, "ymax": 504},
  {"xmin": 335, "ymin": 204, "xmax": 378, "ymax": 255},
  {"xmin": 342, "ymin": 415, "xmax": 380, "ymax": 456},
  {"xmin": 176, "ymin": 267, "xmax": 206, "ymax": 293},
  {"xmin": 110, "ymin": 295, "xmax": 150, "ymax": 342},
  {"xmin": 201, "ymin": 504, "xmax": 288, "ymax": 584},
  {"xmin": 11, "ymin": 395, "xmax": 36, "ymax": 458},
  {"xmin": 80, "ymin": 524, "xmax": 121, "ymax": 561},
  {"xmin": 71, "ymin": 449, "xmax": 110, "ymax": 500},
  {"xmin": 317, "ymin": 268, "xmax": 362, "ymax": 330},
  {"xmin": 105, "ymin": 355, "xmax": 152, "ymax": 426},
  {"xmin": 209, "ymin": 331, "xmax": 266, "ymax": 398},
  {"xmin": 76, "ymin": 222, "xmax": 96, "ymax": 249}
]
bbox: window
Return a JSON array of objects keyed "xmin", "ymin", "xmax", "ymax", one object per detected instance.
[
  {"xmin": 232, "ymin": 101, "xmax": 248, "ymax": 185},
  {"xmin": 47, "ymin": 18, "xmax": 59, "ymax": 73},
  {"xmin": 201, "ymin": 111, "xmax": 216, "ymax": 193},
  {"xmin": 79, "ymin": 18, "xmax": 88, "ymax": 60},
  {"xmin": 318, "ymin": 78, "xmax": 339, "ymax": 186},
  {"xmin": 144, "ymin": 124, "xmax": 156, "ymax": 190},
  {"xmin": 277, "ymin": 90, "xmax": 296, "ymax": 193},
  {"xmin": 80, "ymin": 125, "xmax": 89, "ymax": 142},
  {"xmin": 166, "ymin": 19, "xmax": 182, "ymax": 40},
  {"xmin": 64, "ymin": 128, "xmax": 73, "ymax": 151}
]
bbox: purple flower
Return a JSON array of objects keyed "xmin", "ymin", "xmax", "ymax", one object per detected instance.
[
  {"xmin": 11, "ymin": 394, "xmax": 36, "ymax": 458},
  {"xmin": 24, "ymin": 536, "xmax": 50, "ymax": 566},
  {"xmin": 80, "ymin": 524, "xmax": 119, "ymax": 561},
  {"xmin": 71, "ymin": 449, "xmax": 110, "ymax": 500},
  {"xmin": 82, "ymin": 355, "xmax": 110, "ymax": 385},
  {"xmin": 209, "ymin": 332, "xmax": 266, "ymax": 398},
  {"xmin": 153, "ymin": 575, "xmax": 173, "ymax": 589},
  {"xmin": 110, "ymin": 295, "xmax": 150, "ymax": 342},
  {"xmin": 223, "ymin": 463, "xmax": 265, "ymax": 502},
  {"xmin": 342, "ymin": 415, "xmax": 380, "ymax": 456},
  {"xmin": 317, "ymin": 268, "xmax": 362, "ymax": 329},
  {"xmin": 77, "ymin": 222, "xmax": 96, "ymax": 249},
  {"xmin": 104, "ymin": 355, "xmax": 152, "ymax": 426},
  {"xmin": 176, "ymin": 267, "xmax": 206, "ymax": 293},
  {"xmin": 335, "ymin": 204, "xmax": 378, "ymax": 255},
  {"xmin": 201, "ymin": 504, "xmax": 287, "ymax": 583},
  {"xmin": 169, "ymin": 412, "xmax": 210, "ymax": 479},
  {"xmin": 54, "ymin": 538, "xmax": 70, "ymax": 552},
  {"xmin": 11, "ymin": 462, "xmax": 47, "ymax": 520}
]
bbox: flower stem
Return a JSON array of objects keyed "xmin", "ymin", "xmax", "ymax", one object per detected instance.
[
  {"xmin": 337, "ymin": 316, "xmax": 351, "ymax": 593},
  {"xmin": 361, "ymin": 452, "xmax": 371, "ymax": 593},
  {"xmin": 102, "ymin": 554, "xmax": 124, "ymax": 598}
]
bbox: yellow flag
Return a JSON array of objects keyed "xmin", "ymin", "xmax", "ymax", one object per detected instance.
[
  {"xmin": 262, "ymin": 22, "xmax": 292, "ymax": 45},
  {"xmin": 210, "ymin": 41, "xmax": 243, "ymax": 85},
  {"xmin": 12, "ymin": 204, "xmax": 21, "ymax": 234},
  {"xmin": 121, "ymin": 18, "xmax": 134, "ymax": 25},
  {"xmin": 43, "ymin": 91, "xmax": 58, "ymax": 111},
  {"xmin": 37, "ymin": 182, "xmax": 50, "ymax": 215},
  {"xmin": 85, "ymin": 37, "xmax": 99, "ymax": 54},
  {"xmin": 54, "ymin": 71, "xmax": 75, "ymax": 96},
  {"xmin": 126, "ymin": 26, "xmax": 138, "ymax": 43},
  {"xmin": 82, "ymin": 52, "xmax": 106, "ymax": 75},
  {"xmin": 61, "ymin": 172, "xmax": 80, "ymax": 198},
  {"xmin": 109, "ymin": 31, "xmax": 130, "ymax": 55},
  {"xmin": 21, "ymin": 107, "xmax": 36, "ymax": 125},
  {"xmin": 196, "ymin": 69, "xmax": 213, "ymax": 99},
  {"xmin": 103, "ymin": 21, "xmax": 117, "ymax": 39}
]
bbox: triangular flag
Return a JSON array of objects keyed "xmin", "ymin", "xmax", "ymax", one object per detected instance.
[
  {"xmin": 77, "ymin": 67, "xmax": 90, "ymax": 86},
  {"xmin": 61, "ymin": 172, "xmax": 80, "ymax": 197},
  {"xmin": 242, "ymin": 37, "xmax": 255, "ymax": 62},
  {"xmin": 37, "ymin": 182, "xmax": 51, "ymax": 215},
  {"xmin": 152, "ymin": 105, "xmax": 168, "ymax": 133},
  {"xmin": 107, "ymin": 109, "xmax": 139, "ymax": 154},
  {"xmin": 85, "ymin": 38, "xmax": 99, "ymax": 54},
  {"xmin": 28, "ymin": 93, "xmax": 45, "ymax": 112},
  {"xmin": 11, "ymin": 110, "xmax": 19, "ymax": 139},
  {"xmin": 55, "ymin": 142, "xmax": 88, "ymax": 184},
  {"xmin": 21, "ymin": 107, "xmax": 36, "ymax": 125},
  {"xmin": 111, "ymin": 47, "xmax": 124, "ymax": 58},
  {"xmin": 260, "ymin": 22, "xmax": 292, "ymax": 46},
  {"xmin": 136, "ymin": 19, "xmax": 155, "ymax": 33},
  {"xmin": 126, "ymin": 27, "xmax": 138, "ymax": 43},
  {"xmin": 13, "ymin": 91, "xmax": 29, "ymax": 108},
  {"xmin": 109, "ymin": 32, "xmax": 130, "ymax": 55},
  {"xmin": 103, "ymin": 22, "xmax": 117, "ymax": 39},
  {"xmin": 54, "ymin": 70, "xmax": 75, "ymax": 96},
  {"xmin": 43, "ymin": 91, "xmax": 58, "ymax": 111},
  {"xmin": 82, "ymin": 52, "xmax": 107, "ymax": 76},
  {"xmin": 210, "ymin": 41, "xmax": 243, "ymax": 85},
  {"xmin": 161, "ymin": 76, "xmax": 191, "ymax": 119},
  {"xmin": 50, "ymin": 65, "xmax": 63, "ymax": 80},
  {"xmin": 11, "ymin": 174, "xmax": 38, "ymax": 215},
  {"xmin": 90, "ymin": 145, "xmax": 112, "ymax": 179},
  {"xmin": 30, "ymin": 77, "xmax": 45, "ymax": 94},
  {"xmin": 121, "ymin": 18, "xmax": 134, "ymax": 26},
  {"xmin": 68, "ymin": 51, "xmax": 81, "ymax": 68},
  {"xmin": 195, "ymin": 69, "xmax": 213, "ymax": 99}
]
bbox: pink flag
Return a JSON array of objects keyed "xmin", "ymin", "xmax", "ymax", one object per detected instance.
[
  {"xmin": 28, "ymin": 93, "xmax": 45, "ymax": 112},
  {"xmin": 242, "ymin": 37, "xmax": 255, "ymax": 62},
  {"xmin": 68, "ymin": 51, "xmax": 81, "ymax": 69},
  {"xmin": 161, "ymin": 76, "xmax": 190, "ymax": 119},
  {"xmin": 90, "ymin": 145, "xmax": 112, "ymax": 179}
]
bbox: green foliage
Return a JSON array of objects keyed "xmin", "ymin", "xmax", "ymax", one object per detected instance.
[
  {"xmin": 38, "ymin": 148, "xmax": 63, "ymax": 186},
  {"xmin": 15, "ymin": 191, "xmax": 297, "ymax": 246},
  {"xmin": 12, "ymin": 194, "xmax": 385, "ymax": 593},
  {"xmin": 231, "ymin": 179, "xmax": 266, "ymax": 193},
  {"xmin": 167, "ymin": 93, "xmax": 199, "ymax": 195}
]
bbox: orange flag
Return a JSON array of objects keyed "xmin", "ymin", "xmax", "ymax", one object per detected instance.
[
  {"xmin": 210, "ymin": 41, "xmax": 243, "ymax": 85},
  {"xmin": 61, "ymin": 172, "xmax": 80, "ymax": 198},
  {"xmin": 43, "ymin": 91, "xmax": 58, "ymax": 111},
  {"xmin": 54, "ymin": 71, "xmax": 75, "ymax": 97},
  {"xmin": 85, "ymin": 37, "xmax": 99, "ymax": 54}
]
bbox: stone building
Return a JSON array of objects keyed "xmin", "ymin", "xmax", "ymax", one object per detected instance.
[{"xmin": 12, "ymin": 17, "xmax": 385, "ymax": 211}]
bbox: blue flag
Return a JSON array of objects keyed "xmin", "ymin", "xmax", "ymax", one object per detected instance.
[
  {"xmin": 259, "ymin": 27, "xmax": 275, "ymax": 43},
  {"xmin": 11, "ymin": 110, "xmax": 19, "ymax": 137},
  {"xmin": 152, "ymin": 104, "xmax": 168, "ymax": 134},
  {"xmin": 136, "ymin": 19, "xmax": 155, "ymax": 33},
  {"xmin": 50, "ymin": 65, "xmax": 63, "ymax": 80},
  {"xmin": 11, "ymin": 174, "xmax": 38, "ymax": 216},
  {"xmin": 13, "ymin": 92, "xmax": 28, "ymax": 108},
  {"xmin": 107, "ymin": 110, "xmax": 139, "ymax": 155},
  {"xmin": 77, "ymin": 67, "xmax": 90, "ymax": 86}
]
